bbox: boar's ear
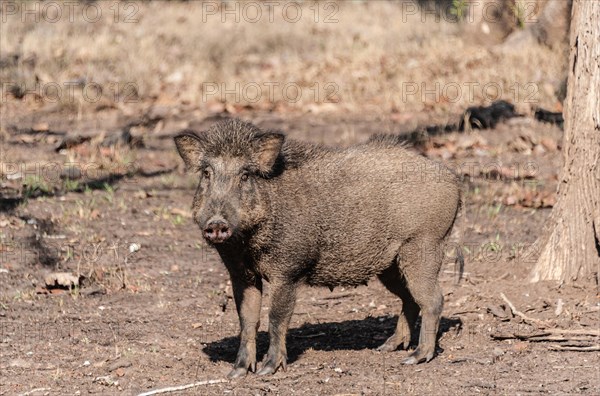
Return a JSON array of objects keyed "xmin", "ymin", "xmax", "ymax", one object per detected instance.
[
  {"xmin": 174, "ymin": 131, "xmax": 205, "ymax": 172},
  {"xmin": 252, "ymin": 132, "xmax": 285, "ymax": 174}
]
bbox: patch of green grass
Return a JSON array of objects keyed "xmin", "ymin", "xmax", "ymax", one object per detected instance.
[
  {"xmin": 510, "ymin": 2, "xmax": 526, "ymax": 29},
  {"xmin": 171, "ymin": 214, "xmax": 184, "ymax": 226},
  {"xmin": 22, "ymin": 175, "xmax": 52, "ymax": 199},
  {"xmin": 488, "ymin": 203, "xmax": 502, "ymax": 218},
  {"xmin": 70, "ymin": 285, "xmax": 80, "ymax": 299},
  {"xmin": 63, "ymin": 179, "xmax": 80, "ymax": 192},
  {"xmin": 102, "ymin": 182, "xmax": 115, "ymax": 203},
  {"xmin": 159, "ymin": 174, "xmax": 178, "ymax": 189},
  {"xmin": 450, "ymin": 0, "xmax": 469, "ymax": 21},
  {"xmin": 488, "ymin": 233, "xmax": 502, "ymax": 252}
]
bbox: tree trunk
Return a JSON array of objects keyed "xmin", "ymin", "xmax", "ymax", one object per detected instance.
[{"xmin": 529, "ymin": 0, "xmax": 600, "ymax": 283}]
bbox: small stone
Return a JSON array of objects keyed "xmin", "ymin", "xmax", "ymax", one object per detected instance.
[{"xmin": 129, "ymin": 243, "xmax": 141, "ymax": 253}]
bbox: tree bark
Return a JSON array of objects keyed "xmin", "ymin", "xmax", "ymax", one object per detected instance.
[{"xmin": 529, "ymin": 0, "xmax": 600, "ymax": 283}]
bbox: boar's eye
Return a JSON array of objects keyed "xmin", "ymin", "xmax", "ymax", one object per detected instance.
[
  {"xmin": 203, "ymin": 169, "xmax": 210, "ymax": 179},
  {"xmin": 240, "ymin": 171, "xmax": 249, "ymax": 182}
]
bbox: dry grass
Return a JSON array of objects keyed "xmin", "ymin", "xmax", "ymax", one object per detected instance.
[{"xmin": 1, "ymin": 1, "xmax": 567, "ymax": 117}]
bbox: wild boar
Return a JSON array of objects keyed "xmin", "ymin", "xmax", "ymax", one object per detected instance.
[{"xmin": 174, "ymin": 119, "xmax": 462, "ymax": 378}]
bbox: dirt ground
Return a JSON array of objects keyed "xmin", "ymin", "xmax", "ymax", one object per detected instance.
[{"xmin": 1, "ymin": 106, "xmax": 598, "ymax": 395}]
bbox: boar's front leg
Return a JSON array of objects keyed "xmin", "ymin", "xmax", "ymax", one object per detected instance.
[
  {"xmin": 228, "ymin": 275, "xmax": 263, "ymax": 379},
  {"xmin": 257, "ymin": 280, "xmax": 298, "ymax": 375}
]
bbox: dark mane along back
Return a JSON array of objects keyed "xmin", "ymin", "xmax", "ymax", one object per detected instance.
[
  {"xmin": 280, "ymin": 139, "xmax": 331, "ymax": 170},
  {"xmin": 364, "ymin": 133, "xmax": 411, "ymax": 148}
]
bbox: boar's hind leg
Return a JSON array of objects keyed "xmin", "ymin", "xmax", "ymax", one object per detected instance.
[
  {"xmin": 376, "ymin": 266, "xmax": 419, "ymax": 352},
  {"xmin": 228, "ymin": 276, "xmax": 263, "ymax": 379},
  {"xmin": 398, "ymin": 238, "xmax": 444, "ymax": 365},
  {"xmin": 257, "ymin": 281, "xmax": 297, "ymax": 375}
]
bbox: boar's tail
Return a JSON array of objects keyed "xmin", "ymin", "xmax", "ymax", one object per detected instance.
[
  {"xmin": 452, "ymin": 188, "xmax": 465, "ymax": 284},
  {"xmin": 454, "ymin": 246, "xmax": 465, "ymax": 284}
]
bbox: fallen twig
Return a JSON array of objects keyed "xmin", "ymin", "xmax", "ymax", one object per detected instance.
[
  {"xmin": 544, "ymin": 328, "xmax": 600, "ymax": 336},
  {"xmin": 451, "ymin": 309, "xmax": 480, "ymax": 316},
  {"xmin": 18, "ymin": 388, "xmax": 51, "ymax": 396},
  {"xmin": 548, "ymin": 345, "xmax": 600, "ymax": 352},
  {"xmin": 449, "ymin": 357, "xmax": 492, "ymax": 365},
  {"xmin": 500, "ymin": 293, "xmax": 548, "ymax": 327},
  {"xmin": 494, "ymin": 271, "xmax": 510, "ymax": 281},
  {"xmin": 523, "ymin": 336, "xmax": 592, "ymax": 342},
  {"xmin": 320, "ymin": 292, "xmax": 359, "ymax": 300},
  {"xmin": 137, "ymin": 379, "xmax": 228, "ymax": 396},
  {"xmin": 492, "ymin": 333, "xmax": 593, "ymax": 342},
  {"xmin": 294, "ymin": 332, "xmax": 326, "ymax": 338},
  {"xmin": 492, "ymin": 327, "xmax": 600, "ymax": 341}
]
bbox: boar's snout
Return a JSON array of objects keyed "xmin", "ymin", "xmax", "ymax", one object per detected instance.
[{"xmin": 203, "ymin": 217, "xmax": 232, "ymax": 244}]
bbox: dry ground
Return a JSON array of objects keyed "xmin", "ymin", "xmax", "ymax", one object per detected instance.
[
  {"xmin": 1, "ymin": 109, "xmax": 598, "ymax": 395},
  {"xmin": 1, "ymin": 1, "xmax": 598, "ymax": 395}
]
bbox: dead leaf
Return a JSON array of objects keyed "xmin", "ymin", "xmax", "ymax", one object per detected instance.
[
  {"xmin": 134, "ymin": 190, "xmax": 149, "ymax": 199},
  {"xmin": 504, "ymin": 195, "xmax": 518, "ymax": 206},
  {"xmin": 19, "ymin": 135, "xmax": 36, "ymax": 144},
  {"xmin": 32, "ymin": 122, "xmax": 49, "ymax": 132},
  {"xmin": 540, "ymin": 138, "xmax": 558, "ymax": 151},
  {"xmin": 509, "ymin": 137, "xmax": 532, "ymax": 153},
  {"xmin": 127, "ymin": 285, "xmax": 139, "ymax": 293},
  {"xmin": 44, "ymin": 272, "xmax": 79, "ymax": 289}
]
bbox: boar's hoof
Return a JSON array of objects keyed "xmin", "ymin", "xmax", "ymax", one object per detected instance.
[
  {"xmin": 401, "ymin": 356, "xmax": 420, "ymax": 365},
  {"xmin": 227, "ymin": 367, "xmax": 249, "ymax": 379},
  {"xmin": 257, "ymin": 357, "xmax": 286, "ymax": 376},
  {"xmin": 227, "ymin": 360, "xmax": 256, "ymax": 379},
  {"xmin": 401, "ymin": 348, "xmax": 434, "ymax": 365},
  {"xmin": 376, "ymin": 335, "xmax": 410, "ymax": 352},
  {"xmin": 376, "ymin": 343, "xmax": 395, "ymax": 352},
  {"xmin": 377, "ymin": 341, "xmax": 399, "ymax": 352}
]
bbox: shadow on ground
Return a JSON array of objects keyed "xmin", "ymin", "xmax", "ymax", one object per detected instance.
[{"xmin": 203, "ymin": 315, "xmax": 462, "ymax": 364}]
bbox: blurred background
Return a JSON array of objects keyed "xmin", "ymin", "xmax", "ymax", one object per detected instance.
[{"xmin": 2, "ymin": 0, "xmax": 569, "ymax": 118}]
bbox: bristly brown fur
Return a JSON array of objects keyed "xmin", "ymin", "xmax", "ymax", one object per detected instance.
[
  {"xmin": 365, "ymin": 133, "xmax": 412, "ymax": 148},
  {"xmin": 174, "ymin": 118, "xmax": 463, "ymax": 377}
]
